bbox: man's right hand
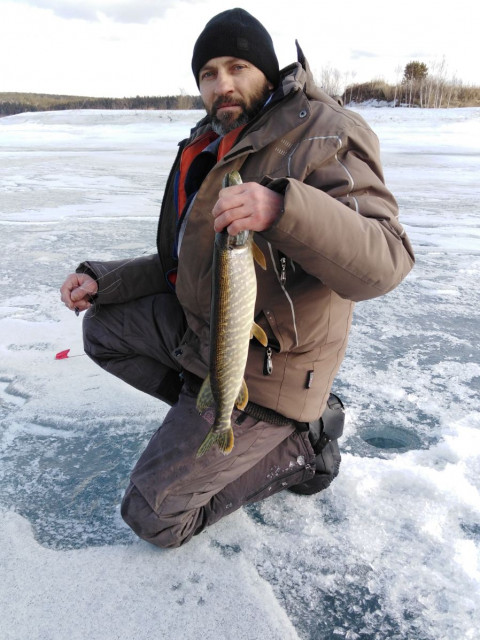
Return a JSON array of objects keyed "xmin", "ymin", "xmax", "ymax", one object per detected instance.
[{"xmin": 60, "ymin": 273, "xmax": 98, "ymax": 313}]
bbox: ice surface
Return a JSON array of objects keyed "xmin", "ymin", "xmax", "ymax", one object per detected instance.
[{"xmin": 1, "ymin": 107, "xmax": 479, "ymax": 639}]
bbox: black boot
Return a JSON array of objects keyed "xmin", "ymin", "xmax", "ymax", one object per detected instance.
[{"xmin": 289, "ymin": 394, "xmax": 344, "ymax": 496}]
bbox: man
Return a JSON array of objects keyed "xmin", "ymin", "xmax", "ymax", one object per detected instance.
[{"xmin": 60, "ymin": 9, "xmax": 414, "ymax": 548}]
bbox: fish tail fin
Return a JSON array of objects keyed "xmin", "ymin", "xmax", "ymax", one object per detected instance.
[
  {"xmin": 196, "ymin": 374, "xmax": 214, "ymax": 413},
  {"xmin": 196, "ymin": 426, "xmax": 234, "ymax": 458}
]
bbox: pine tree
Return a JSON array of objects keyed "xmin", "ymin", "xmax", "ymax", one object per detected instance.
[{"xmin": 403, "ymin": 61, "xmax": 428, "ymax": 83}]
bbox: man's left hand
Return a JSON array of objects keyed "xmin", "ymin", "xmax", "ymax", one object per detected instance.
[{"xmin": 212, "ymin": 182, "xmax": 284, "ymax": 235}]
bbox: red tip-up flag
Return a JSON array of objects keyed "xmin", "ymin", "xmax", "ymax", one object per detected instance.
[
  {"xmin": 55, "ymin": 349, "xmax": 85, "ymax": 360},
  {"xmin": 55, "ymin": 349, "xmax": 71, "ymax": 359}
]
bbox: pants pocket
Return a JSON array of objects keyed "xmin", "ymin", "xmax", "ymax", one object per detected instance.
[
  {"xmin": 245, "ymin": 430, "xmax": 316, "ymax": 503},
  {"xmin": 245, "ymin": 463, "xmax": 316, "ymax": 504}
]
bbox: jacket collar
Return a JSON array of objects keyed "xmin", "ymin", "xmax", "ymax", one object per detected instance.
[{"xmin": 187, "ymin": 46, "xmax": 319, "ymax": 161}]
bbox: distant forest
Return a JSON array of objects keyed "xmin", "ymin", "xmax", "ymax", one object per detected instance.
[
  {"xmin": 1, "ymin": 60, "xmax": 479, "ymax": 116},
  {"xmin": 0, "ymin": 92, "xmax": 204, "ymax": 117}
]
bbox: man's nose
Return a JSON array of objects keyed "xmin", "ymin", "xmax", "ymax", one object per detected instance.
[{"xmin": 214, "ymin": 70, "xmax": 234, "ymax": 95}]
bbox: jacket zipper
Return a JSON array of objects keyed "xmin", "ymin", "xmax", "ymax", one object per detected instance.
[
  {"xmin": 156, "ymin": 140, "xmax": 187, "ymax": 276},
  {"xmin": 262, "ymin": 245, "xmax": 299, "ymax": 376},
  {"xmin": 279, "ymin": 254, "xmax": 287, "ymax": 285},
  {"xmin": 263, "ymin": 347, "xmax": 273, "ymax": 375}
]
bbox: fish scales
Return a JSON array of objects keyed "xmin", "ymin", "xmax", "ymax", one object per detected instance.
[
  {"xmin": 196, "ymin": 171, "xmax": 267, "ymax": 457},
  {"xmin": 211, "ymin": 233, "xmax": 257, "ymax": 422}
]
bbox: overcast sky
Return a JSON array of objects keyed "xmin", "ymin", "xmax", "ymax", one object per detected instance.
[{"xmin": 1, "ymin": 0, "xmax": 478, "ymax": 97}]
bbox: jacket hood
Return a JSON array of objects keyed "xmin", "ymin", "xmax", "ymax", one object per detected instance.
[{"xmin": 279, "ymin": 41, "xmax": 342, "ymax": 106}]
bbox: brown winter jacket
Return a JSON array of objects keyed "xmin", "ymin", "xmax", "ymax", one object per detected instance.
[{"xmin": 79, "ymin": 55, "xmax": 414, "ymax": 422}]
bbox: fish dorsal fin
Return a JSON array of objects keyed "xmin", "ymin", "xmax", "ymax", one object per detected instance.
[
  {"xmin": 235, "ymin": 378, "xmax": 249, "ymax": 411},
  {"xmin": 251, "ymin": 322, "xmax": 268, "ymax": 347},
  {"xmin": 252, "ymin": 241, "xmax": 267, "ymax": 270},
  {"xmin": 196, "ymin": 374, "xmax": 214, "ymax": 413}
]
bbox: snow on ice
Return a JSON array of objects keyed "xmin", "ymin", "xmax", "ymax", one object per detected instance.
[{"xmin": 0, "ymin": 107, "xmax": 479, "ymax": 640}]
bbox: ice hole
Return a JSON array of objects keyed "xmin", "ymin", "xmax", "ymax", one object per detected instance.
[{"xmin": 360, "ymin": 426, "xmax": 422, "ymax": 452}]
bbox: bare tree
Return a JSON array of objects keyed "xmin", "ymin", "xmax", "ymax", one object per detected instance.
[
  {"xmin": 393, "ymin": 65, "xmax": 403, "ymax": 107},
  {"xmin": 177, "ymin": 89, "xmax": 193, "ymax": 110},
  {"xmin": 429, "ymin": 57, "xmax": 448, "ymax": 107},
  {"xmin": 343, "ymin": 70, "xmax": 357, "ymax": 105},
  {"xmin": 318, "ymin": 65, "xmax": 343, "ymax": 97}
]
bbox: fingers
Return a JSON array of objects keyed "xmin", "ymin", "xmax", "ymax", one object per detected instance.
[
  {"xmin": 70, "ymin": 276, "xmax": 97, "ymax": 303},
  {"xmin": 212, "ymin": 183, "xmax": 283, "ymax": 235},
  {"xmin": 60, "ymin": 273, "xmax": 98, "ymax": 312},
  {"xmin": 59, "ymin": 275, "xmax": 76, "ymax": 309},
  {"xmin": 212, "ymin": 190, "xmax": 246, "ymax": 234}
]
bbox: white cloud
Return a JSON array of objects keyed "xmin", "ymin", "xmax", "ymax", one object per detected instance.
[
  {"xmin": 10, "ymin": 0, "xmax": 201, "ymax": 23},
  {"xmin": 0, "ymin": 0, "xmax": 478, "ymax": 98}
]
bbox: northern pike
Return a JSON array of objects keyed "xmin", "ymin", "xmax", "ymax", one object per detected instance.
[{"xmin": 196, "ymin": 170, "xmax": 268, "ymax": 457}]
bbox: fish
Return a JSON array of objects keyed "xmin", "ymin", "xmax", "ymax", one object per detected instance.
[{"xmin": 196, "ymin": 170, "xmax": 268, "ymax": 457}]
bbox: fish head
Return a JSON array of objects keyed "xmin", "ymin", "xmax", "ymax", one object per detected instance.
[{"xmin": 229, "ymin": 230, "xmax": 251, "ymax": 247}]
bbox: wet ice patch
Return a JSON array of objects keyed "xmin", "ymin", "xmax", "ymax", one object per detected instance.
[{"xmin": 0, "ymin": 409, "xmax": 166, "ymax": 549}]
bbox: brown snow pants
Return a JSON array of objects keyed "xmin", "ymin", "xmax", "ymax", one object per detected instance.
[{"xmin": 83, "ymin": 294, "xmax": 316, "ymax": 548}]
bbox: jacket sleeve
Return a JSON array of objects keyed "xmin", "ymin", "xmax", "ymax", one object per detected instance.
[
  {"xmin": 76, "ymin": 253, "xmax": 170, "ymax": 304},
  {"xmin": 262, "ymin": 122, "xmax": 414, "ymax": 302}
]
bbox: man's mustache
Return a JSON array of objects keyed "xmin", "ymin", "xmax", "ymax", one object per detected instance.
[{"xmin": 212, "ymin": 95, "xmax": 244, "ymax": 116}]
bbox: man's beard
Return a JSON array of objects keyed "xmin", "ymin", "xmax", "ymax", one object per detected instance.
[{"xmin": 210, "ymin": 83, "xmax": 272, "ymax": 136}]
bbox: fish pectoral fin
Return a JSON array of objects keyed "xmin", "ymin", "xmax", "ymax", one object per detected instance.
[
  {"xmin": 252, "ymin": 241, "xmax": 267, "ymax": 270},
  {"xmin": 196, "ymin": 426, "xmax": 234, "ymax": 457},
  {"xmin": 196, "ymin": 374, "xmax": 214, "ymax": 413},
  {"xmin": 235, "ymin": 378, "xmax": 249, "ymax": 411},
  {"xmin": 251, "ymin": 322, "xmax": 268, "ymax": 347}
]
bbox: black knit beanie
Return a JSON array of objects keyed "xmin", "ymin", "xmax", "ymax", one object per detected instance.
[{"xmin": 191, "ymin": 8, "xmax": 280, "ymax": 88}]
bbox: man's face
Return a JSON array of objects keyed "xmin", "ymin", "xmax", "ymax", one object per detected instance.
[{"xmin": 199, "ymin": 57, "xmax": 273, "ymax": 135}]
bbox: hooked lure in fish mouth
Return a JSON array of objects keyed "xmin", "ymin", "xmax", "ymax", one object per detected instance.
[{"xmin": 196, "ymin": 170, "xmax": 268, "ymax": 457}]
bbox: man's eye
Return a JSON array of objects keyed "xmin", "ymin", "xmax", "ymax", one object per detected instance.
[{"xmin": 201, "ymin": 71, "xmax": 214, "ymax": 80}]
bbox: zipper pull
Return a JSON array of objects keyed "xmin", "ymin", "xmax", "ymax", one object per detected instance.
[
  {"xmin": 280, "ymin": 256, "xmax": 287, "ymax": 285},
  {"xmin": 263, "ymin": 347, "xmax": 273, "ymax": 376}
]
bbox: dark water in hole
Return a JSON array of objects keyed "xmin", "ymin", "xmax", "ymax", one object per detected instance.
[{"xmin": 361, "ymin": 426, "xmax": 423, "ymax": 451}]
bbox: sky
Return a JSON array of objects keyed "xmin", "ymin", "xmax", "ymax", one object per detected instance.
[{"xmin": 0, "ymin": 0, "xmax": 479, "ymax": 98}]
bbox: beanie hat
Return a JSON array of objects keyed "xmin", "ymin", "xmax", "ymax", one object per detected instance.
[{"xmin": 191, "ymin": 8, "xmax": 280, "ymax": 88}]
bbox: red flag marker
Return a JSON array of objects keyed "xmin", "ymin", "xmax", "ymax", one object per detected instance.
[{"xmin": 55, "ymin": 349, "xmax": 85, "ymax": 360}]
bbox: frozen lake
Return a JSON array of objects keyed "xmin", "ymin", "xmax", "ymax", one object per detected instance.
[{"xmin": 1, "ymin": 106, "xmax": 479, "ymax": 639}]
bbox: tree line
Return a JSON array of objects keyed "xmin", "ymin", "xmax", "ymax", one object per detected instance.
[
  {"xmin": 0, "ymin": 92, "xmax": 204, "ymax": 117},
  {"xmin": 335, "ymin": 60, "xmax": 480, "ymax": 108},
  {"xmin": 1, "ymin": 60, "xmax": 479, "ymax": 116}
]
